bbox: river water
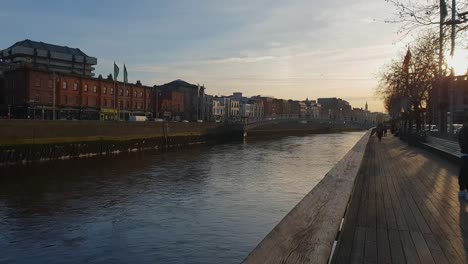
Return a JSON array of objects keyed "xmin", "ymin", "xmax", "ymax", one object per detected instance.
[{"xmin": 0, "ymin": 132, "xmax": 364, "ymax": 264}]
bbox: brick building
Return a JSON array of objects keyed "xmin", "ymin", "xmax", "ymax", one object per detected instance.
[
  {"xmin": 156, "ymin": 80, "xmax": 205, "ymax": 121},
  {"xmin": 0, "ymin": 65, "xmax": 154, "ymax": 120},
  {"xmin": 158, "ymin": 90, "xmax": 185, "ymax": 121}
]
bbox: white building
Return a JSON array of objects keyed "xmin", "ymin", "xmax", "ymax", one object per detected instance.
[
  {"xmin": 240, "ymin": 103, "xmax": 253, "ymax": 121},
  {"xmin": 212, "ymin": 98, "xmax": 225, "ymax": 122},
  {"xmin": 309, "ymin": 103, "xmax": 321, "ymax": 119}
]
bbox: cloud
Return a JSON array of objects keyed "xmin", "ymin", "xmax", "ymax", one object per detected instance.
[{"xmin": 1, "ymin": 0, "xmax": 403, "ymax": 112}]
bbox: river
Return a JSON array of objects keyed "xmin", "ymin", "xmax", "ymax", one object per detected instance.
[{"xmin": 0, "ymin": 132, "xmax": 364, "ymax": 264}]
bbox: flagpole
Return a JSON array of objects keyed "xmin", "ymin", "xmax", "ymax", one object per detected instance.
[
  {"xmin": 114, "ymin": 61, "xmax": 117, "ymax": 121},
  {"xmin": 124, "ymin": 63, "xmax": 127, "ymax": 119},
  {"xmin": 114, "ymin": 77, "xmax": 117, "ymax": 121}
]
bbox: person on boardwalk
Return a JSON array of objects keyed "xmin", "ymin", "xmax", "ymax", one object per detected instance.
[
  {"xmin": 383, "ymin": 125, "xmax": 388, "ymax": 137},
  {"xmin": 376, "ymin": 123, "xmax": 384, "ymax": 142},
  {"xmin": 458, "ymin": 116, "xmax": 468, "ymax": 199}
]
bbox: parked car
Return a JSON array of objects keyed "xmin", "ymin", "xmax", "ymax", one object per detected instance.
[
  {"xmin": 154, "ymin": 118, "xmax": 164, "ymax": 122},
  {"xmin": 129, "ymin": 116, "xmax": 147, "ymax": 122},
  {"xmin": 182, "ymin": 120, "xmax": 189, "ymax": 123},
  {"xmin": 197, "ymin": 120, "xmax": 203, "ymax": 123}
]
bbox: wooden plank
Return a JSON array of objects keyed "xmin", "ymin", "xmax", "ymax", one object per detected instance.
[
  {"xmin": 422, "ymin": 234, "xmax": 450, "ymax": 264},
  {"xmin": 433, "ymin": 234, "xmax": 465, "ymax": 264},
  {"xmin": 333, "ymin": 163, "xmax": 368, "ymax": 261},
  {"xmin": 375, "ymin": 160, "xmax": 388, "ymax": 229},
  {"xmin": 376, "ymin": 228, "xmax": 392, "ymax": 264},
  {"xmin": 350, "ymin": 227, "xmax": 366, "ymax": 263},
  {"xmin": 333, "ymin": 136, "xmax": 468, "ymax": 264},
  {"xmin": 410, "ymin": 231, "xmax": 435, "ymax": 264},
  {"xmin": 392, "ymin": 159, "xmax": 432, "ymax": 234},
  {"xmin": 400, "ymin": 230, "xmax": 421, "ymax": 264},
  {"xmin": 388, "ymin": 229, "xmax": 406, "ymax": 264},
  {"xmin": 364, "ymin": 227, "xmax": 377, "ymax": 263}
]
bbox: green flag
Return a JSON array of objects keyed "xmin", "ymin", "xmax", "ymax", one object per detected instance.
[
  {"xmin": 124, "ymin": 64, "xmax": 128, "ymax": 84},
  {"xmin": 114, "ymin": 62, "xmax": 119, "ymax": 81},
  {"xmin": 440, "ymin": 0, "xmax": 448, "ymax": 21}
]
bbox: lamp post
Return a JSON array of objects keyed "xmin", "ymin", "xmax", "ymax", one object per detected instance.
[
  {"xmin": 52, "ymin": 72, "xmax": 56, "ymax": 120},
  {"xmin": 449, "ymin": 70, "xmax": 455, "ymax": 134}
]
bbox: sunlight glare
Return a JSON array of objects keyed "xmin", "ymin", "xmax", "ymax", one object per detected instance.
[{"xmin": 446, "ymin": 49, "xmax": 468, "ymax": 75}]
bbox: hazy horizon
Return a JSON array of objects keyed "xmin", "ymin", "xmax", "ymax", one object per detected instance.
[{"xmin": 1, "ymin": 0, "xmax": 411, "ymax": 112}]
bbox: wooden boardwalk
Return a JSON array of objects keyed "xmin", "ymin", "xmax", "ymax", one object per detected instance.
[{"xmin": 333, "ymin": 136, "xmax": 468, "ymax": 263}]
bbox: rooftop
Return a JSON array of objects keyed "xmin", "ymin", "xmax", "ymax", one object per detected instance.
[{"xmin": 3, "ymin": 39, "xmax": 93, "ymax": 58}]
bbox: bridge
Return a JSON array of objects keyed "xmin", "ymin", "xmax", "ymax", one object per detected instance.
[
  {"xmin": 229, "ymin": 118, "xmax": 375, "ymax": 137},
  {"xmin": 243, "ymin": 131, "xmax": 467, "ymax": 263}
]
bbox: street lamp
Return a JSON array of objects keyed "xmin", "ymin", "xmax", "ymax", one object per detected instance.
[{"xmin": 52, "ymin": 72, "xmax": 56, "ymax": 120}]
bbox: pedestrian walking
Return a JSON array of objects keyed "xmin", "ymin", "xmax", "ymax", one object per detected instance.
[
  {"xmin": 384, "ymin": 125, "xmax": 388, "ymax": 137},
  {"xmin": 458, "ymin": 116, "xmax": 468, "ymax": 200},
  {"xmin": 376, "ymin": 123, "xmax": 384, "ymax": 142}
]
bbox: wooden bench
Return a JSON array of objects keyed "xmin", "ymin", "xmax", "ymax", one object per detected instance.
[{"xmin": 420, "ymin": 136, "xmax": 461, "ymax": 162}]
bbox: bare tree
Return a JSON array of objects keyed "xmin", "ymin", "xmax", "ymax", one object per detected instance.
[
  {"xmin": 377, "ymin": 32, "xmax": 441, "ymax": 130},
  {"xmin": 385, "ymin": 0, "xmax": 468, "ymax": 35}
]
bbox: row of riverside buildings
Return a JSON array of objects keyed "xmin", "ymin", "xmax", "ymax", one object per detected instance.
[{"xmin": 0, "ymin": 39, "xmax": 386, "ymax": 123}]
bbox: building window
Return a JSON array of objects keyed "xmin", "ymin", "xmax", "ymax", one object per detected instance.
[
  {"xmin": 110, "ymin": 88, "xmax": 114, "ymax": 95},
  {"xmin": 119, "ymin": 89, "xmax": 123, "ymax": 96},
  {"xmin": 103, "ymin": 87, "xmax": 107, "ymax": 94},
  {"xmin": 48, "ymin": 94, "xmax": 53, "ymax": 103},
  {"xmin": 73, "ymin": 83, "xmax": 78, "ymax": 91},
  {"xmin": 35, "ymin": 78, "xmax": 41, "ymax": 87},
  {"xmin": 126, "ymin": 101, "xmax": 130, "ymax": 108},
  {"xmin": 83, "ymin": 84, "xmax": 88, "ymax": 92},
  {"xmin": 133, "ymin": 91, "xmax": 137, "ymax": 97},
  {"xmin": 139, "ymin": 91, "xmax": 143, "ymax": 97},
  {"xmin": 93, "ymin": 86, "xmax": 97, "ymax": 93},
  {"xmin": 48, "ymin": 79, "xmax": 53, "ymax": 88},
  {"xmin": 126, "ymin": 89, "xmax": 129, "ymax": 96},
  {"xmin": 63, "ymin": 81, "xmax": 67, "ymax": 89}
]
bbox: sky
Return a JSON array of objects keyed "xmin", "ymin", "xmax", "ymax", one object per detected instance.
[{"xmin": 0, "ymin": 0, "xmax": 408, "ymax": 112}]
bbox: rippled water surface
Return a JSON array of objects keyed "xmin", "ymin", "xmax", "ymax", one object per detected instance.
[{"xmin": 0, "ymin": 132, "xmax": 364, "ymax": 264}]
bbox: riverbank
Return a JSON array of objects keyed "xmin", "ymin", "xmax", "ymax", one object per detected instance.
[
  {"xmin": 246, "ymin": 122, "xmax": 360, "ymax": 137},
  {"xmin": 0, "ymin": 120, "xmax": 232, "ymax": 166}
]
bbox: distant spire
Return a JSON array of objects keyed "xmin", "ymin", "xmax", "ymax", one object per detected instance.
[{"xmin": 365, "ymin": 101, "xmax": 368, "ymax": 111}]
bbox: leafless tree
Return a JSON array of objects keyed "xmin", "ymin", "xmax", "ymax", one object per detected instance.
[
  {"xmin": 385, "ymin": 0, "xmax": 467, "ymax": 31},
  {"xmin": 377, "ymin": 33, "xmax": 442, "ymax": 129}
]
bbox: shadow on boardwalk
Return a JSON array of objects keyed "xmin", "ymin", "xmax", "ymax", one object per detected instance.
[{"xmin": 333, "ymin": 135, "xmax": 468, "ymax": 264}]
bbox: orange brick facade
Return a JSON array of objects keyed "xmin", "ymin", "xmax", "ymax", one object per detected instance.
[
  {"xmin": 159, "ymin": 90, "xmax": 185, "ymax": 120},
  {"xmin": 1, "ymin": 65, "xmax": 154, "ymax": 120}
]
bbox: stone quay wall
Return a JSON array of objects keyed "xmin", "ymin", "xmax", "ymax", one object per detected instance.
[{"xmin": 0, "ymin": 120, "xmax": 231, "ymax": 166}]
